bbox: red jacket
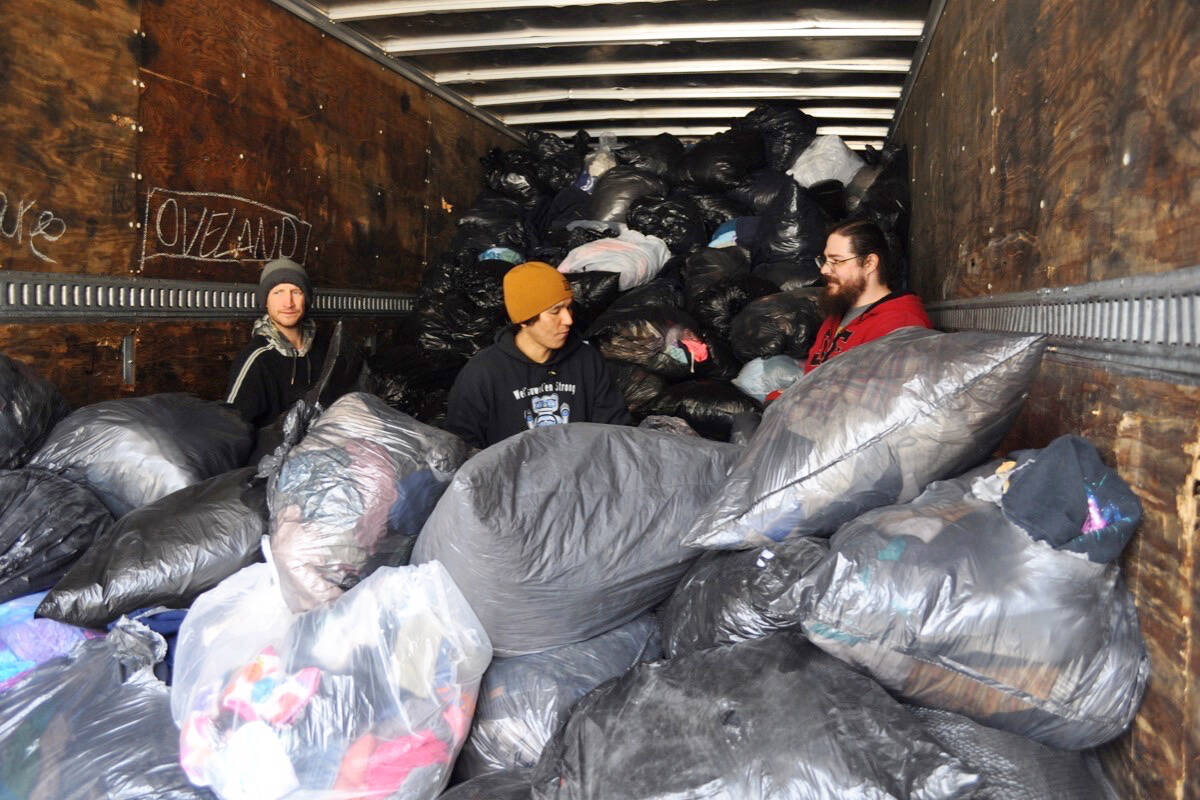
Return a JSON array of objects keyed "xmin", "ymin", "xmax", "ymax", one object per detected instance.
[{"xmin": 804, "ymin": 292, "xmax": 932, "ymax": 373}]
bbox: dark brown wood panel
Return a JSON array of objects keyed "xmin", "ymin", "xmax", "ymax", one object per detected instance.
[
  {"xmin": 0, "ymin": 0, "xmax": 139, "ymax": 274},
  {"xmin": 137, "ymin": 0, "xmax": 437, "ymax": 292},
  {"xmin": 897, "ymin": 0, "xmax": 1200, "ymax": 301},
  {"xmin": 1001, "ymin": 357, "xmax": 1200, "ymax": 798}
]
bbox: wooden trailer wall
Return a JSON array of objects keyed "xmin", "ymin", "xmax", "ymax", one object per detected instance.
[
  {"xmin": 0, "ymin": 0, "xmax": 515, "ymax": 407},
  {"xmin": 894, "ymin": 0, "xmax": 1200, "ymax": 797}
]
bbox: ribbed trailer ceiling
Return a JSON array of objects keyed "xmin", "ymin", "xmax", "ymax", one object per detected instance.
[{"xmin": 309, "ymin": 0, "xmax": 931, "ymax": 149}]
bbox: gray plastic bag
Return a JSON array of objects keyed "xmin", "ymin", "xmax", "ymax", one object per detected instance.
[
  {"xmin": 440, "ymin": 770, "xmax": 531, "ymax": 800},
  {"xmin": 799, "ymin": 471, "xmax": 1149, "ymax": 750},
  {"xmin": 457, "ymin": 615, "xmax": 661, "ymax": 779},
  {"xmin": 268, "ymin": 392, "xmax": 468, "ymax": 612},
  {"xmin": 413, "ymin": 423, "xmax": 741, "ymax": 655},
  {"xmin": 530, "ymin": 633, "xmax": 980, "ymax": 799},
  {"xmin": 686, "ymin": 328, "xmax": 1046, "ymax": 548},
  {"xmin": 0, "ymin": 353, "xmax": 70, "ymax": 470},
  {"xmin": 29, "ymin": 393, "xmax": 253, "ymax": 517},
  {"xmin": 660, "ymin": 535, "xmax": 826, "ymax": 658}
]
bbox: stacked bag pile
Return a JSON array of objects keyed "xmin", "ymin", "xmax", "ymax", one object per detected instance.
[{"xmin": 372, "ymin": 104, "xmax": 909, "ymax": 439}]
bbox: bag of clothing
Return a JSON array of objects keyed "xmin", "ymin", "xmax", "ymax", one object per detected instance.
[
  {"xmin": 626, "ymin": 196, "xmax": 707, "ymax": 255},
  {"xmin": 0, "ymin": 591, "xmax": 99, "ymax": 691},
  {"xmin": 799, "ymin": 471, "xmax": 1150, "ymax": 749},
  {"xmin": 727, "ymin": 169, "xmax": 796, "ymax": 214},
  {"xmin": 685, "ymin": 273, "xmax": 779, "ymax": 339},
  {"xmin": 557, "ymin": 227, "xmax": 670, "ymax": 291},
  {"xmin": 440, "ymin": 770, "xmax": 531, "ymax": 800},
  {"xmin": 29, "ymin": 394, "xmax": 253, "ymax": 517},
  {"xmin": 729, "ymin": 290, "xmax": 824, "ymax": 362},
  {"xmin": 0, "ymin": 619, "xmax": 212, "ymax": 799},
  {"xmin": 452, "ymin": 197, "xmax": 531, "ymax": 263},
  {"xmin": 585, "ymin": 301, "xmax": 711, "ymax": 379},
  {"xmin": 909, "ymin": 705, "xmax": 1114, "ymax": 799},
  {"xmin": 606, "ymin": 361, "xmax": 670, "ymax": 419},
  {"xmin": 752, "ymin": 176, "xmax": 828, "ymax": 267},
  {"xmin": 614, "ymin": 132, "xmax": 684, "ymax": 176},
  {"xmin": 0, "ymin": 469, "xmax": 113, "ymax": 605},
  {"xmin": 659, "ymin": 536, "xmax": 827, "ymax": 658},
  {"xmin": 787, "ymin": 134, "xmax": 867, "ymax": 188},
  {"xmin": 680, "ymin": 190, "xmax": 751, "ymax": 237},
  {"xmin": 530, "ymin": 634, "xmax": 980, "ymax": 799},
  {"xmin": 173, "ymin": 561, "xmax": 491, "ymax": 800},
  {"xmin": 670, "ymin": 129, "xmax": 765, "ymax": 191},
  {"xmin": 38, "ymin": 467, "xmax": 267, "ymax": 629},
  {"xmin": 456, "ymin": 615, "xmax": 661, "ymax": 779},
  {"xmin": 685, "ymin": 328, "xmax": 1047, "ymax": 548},
  {"xmin": 483, "ymin": 147, "xmax": 547, "ymax": 206},
  {"xmin": 417, "ymin": 258, "xmax": 511, "ymax": 362},
  {"xmin": 637, "ymin": 414, "xmax": 700, "ymax": 437},
  {"xmin": 585, "ymin": 166, "xmax": 668, "ymax": 225},
  {"xmin": 564, "ymin": 271, "xmax": 622, "ymax": 334},
  {"xmin": 413, "ymin": 423, "xmax": 741, "ymax": 656},
  {"xmin": 268, "ymin": 392, "xmax": 468, "ymax": 612},
  {"xmin": 734, "ymin": 103, "xmax": 819, "ymax": 172},
  {"xmin": 0, "ymin": 354, "xmax": 70, "ymax": 470},
  {"xmin": 752, "ymin": 259, "xmax": 824, "ymax": 290},
  {"xmin": 731, "ymin": 355, "xmax": 806, "ymax": 404},
  {"xmin": 650, "ymin": 380, "xmax": 761, "ymax": 441},
  {"xmin": 681, "ymin": 246, "xmax": 752, "ymax": 301}
]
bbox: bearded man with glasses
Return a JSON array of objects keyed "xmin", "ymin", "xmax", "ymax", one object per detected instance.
[{"xmin": 803, "ymin": 219, "xmax": 931, "ymax": 373}]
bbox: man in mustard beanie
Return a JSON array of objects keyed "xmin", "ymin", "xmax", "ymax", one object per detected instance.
[{"xmin": 445, "ymin": 261, "xmax": 630, "ymax": 449}]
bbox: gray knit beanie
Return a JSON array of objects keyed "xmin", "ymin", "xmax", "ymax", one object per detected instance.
[{"xmin": 257, "ymin": 258, "xmax": 313, "ymax": 309}]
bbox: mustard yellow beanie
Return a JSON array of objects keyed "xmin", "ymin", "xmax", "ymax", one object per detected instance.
[{"xmin": 503, "ymin": 261, "xmax": 573, "ymax": 323}]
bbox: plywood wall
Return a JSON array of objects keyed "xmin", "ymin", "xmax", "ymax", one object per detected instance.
[
  {"xmin": 895, "ymin": 1, "xmax": 1200, "ymax": 797},
  {"xmin": 0, "ymin": 0, "xmax": 515, "ymax": 403}
]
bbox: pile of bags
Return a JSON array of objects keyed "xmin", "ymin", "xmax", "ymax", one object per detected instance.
[{"xmin": 372, "ymin": 104, "xmax": 908, "ymax": 439}]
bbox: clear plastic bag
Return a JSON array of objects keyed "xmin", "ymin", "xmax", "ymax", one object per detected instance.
[
  {"xmin": 556, "ymin": 227, "xmax": 671, "ymax": 291},
  {"xmin": 786, "ymin": 134, "xmax": 867, "ymax": 189},
  {"xmin": 172, "ymin": 560, "xmax": 492, "ymax": 800},
  {"xmin": 731, "ymin": 355, "xmax": 806, "ymax": 403}
]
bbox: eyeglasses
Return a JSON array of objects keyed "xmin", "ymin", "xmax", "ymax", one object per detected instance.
[{"xmin": 814, "ymin": 254, "xmax": 862, "ymax": 270}]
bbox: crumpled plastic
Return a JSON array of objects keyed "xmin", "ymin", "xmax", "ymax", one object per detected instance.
[
  {"xmin": 799, "ymin": 469, "xmax": 1150, "ymax": 750},
  {"xmin": 614, "ymin": 132, "xmax": 684, "ymax": 176},
  {"xmin": 585, "ymin": 166, "xmax": 668, "ymax": 225},
  {"xmin": 729, "ymin": 289, "xmax": 824, "ymax": 362},
  {"xmin": 685, "ymin": 328, "xmax": 1047, "ymax": 548},
  {"xmin": 626, "ymin": 196, "xmax": 707, "ymax": 255},
  {"xmin": 733, "ymin": 103, "xmax": 820, "ymax": 172},
  {"xmin": 557, "ymin": 227, "xmax": 671, "ymax": 291},
  {"xmin": 413, "ymin": 423, "xmax": 742, "ymax": 656},
  {"xmin": 172, "ymin": 561, "xmax": 491, "ymax": 800},
  {"xmin": 0, "ymin": 353, "xmax": 70, "ymax": 470},
  {"xmin": 670, "ymin": 128, "xmax": 765, "ymax": 191},
  {"xmin": 650, "ymin": 379, "xmax": 762, "ymax": 441},
  {"xmin": 787, "ymin": 134, "xmax": 867, "ymax": 188}
]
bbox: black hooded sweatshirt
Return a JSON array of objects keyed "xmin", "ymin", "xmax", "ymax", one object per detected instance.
[{"xmin": 445, "ymin": 329, "xmax": 631, "ymax": 449}]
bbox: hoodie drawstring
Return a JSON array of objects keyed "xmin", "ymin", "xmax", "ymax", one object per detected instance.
[{"xmin": 291, "ymin": 352, "xmax": 297, "ymax": 386}]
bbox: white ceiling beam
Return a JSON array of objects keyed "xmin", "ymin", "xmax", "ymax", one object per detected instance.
[
  {"xmin": 501, "ymin": 105, "xmax": 895, "ymax": 125},
  {"xmin": 381, "ymin": 20, "xmax": 926, "ymax": 55},
  {"xmin": 328, "ymin": 0, "xmax": 684, "ymax": 21},
  {"xmin": 471, "ymin": 85, "xmax": 903, "ymax": 106},
  {"xmin": 434, "ymin": 57, "xmax": 912, "ymax": 84}
]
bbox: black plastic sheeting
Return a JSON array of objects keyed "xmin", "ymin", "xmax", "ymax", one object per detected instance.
[
  {"xmin": 0, "ymin": 468, "xmax": 112, "ymax": 605},
  {"xmin": 483, "ymin": 147, "xmax": 548, "ymax": 206},
  {"xmin": 753, "ymin": 176, "xmax": 829, "ymax": 267},
  {"xmin": 733, "ymin": 103, "xmax": 819, "ymax": 172},
  {"xmin": 605, "ymin": 361, "xmax": 669, "ymax": 420},
  {"xmin": 0, "ymin": 354, "xmax": 70, "ymax": 470},
  {"xmin": 626, "ymin": 196, "xmax": 707, "ymax": 255},
  {"xmin": 670, "ymin": 128, "xmax": 765, "ymax": 191},
  {"xmin": 417, "ymin": 257, "xmax": 511, "ymax": 362},
  {"xmin": 660, "ymin": 536, "xmax": 828, "ymax": 658},
  {"xmin": 586, "ymin": 166, "xmax": 669, "ymax": 225},
  {"xmin": 0, "ymin": 620, "xmax": 213, "ymax": 800},
  {"xmin": 530, "ymin": 633, "xmax": 980, "ymax": 800},
  {"xmin": 650, "ymin": 380, "xmax": 762, "ymax": 441},
  {"xmin": 729, "ymin": 290, "xmax": 824, "ymax": 363},
  {"xmin": 38, "ymin": 467, "xmax": 267, "ymax": 629},
  {"xmin": 615, "ymin": 133, "xmax": 684, "ymax": 176}
]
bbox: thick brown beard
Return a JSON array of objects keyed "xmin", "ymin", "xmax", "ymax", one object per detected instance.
[{"xmin": 818, "ymin": 276, "xmax": 866, "ymax": 319}]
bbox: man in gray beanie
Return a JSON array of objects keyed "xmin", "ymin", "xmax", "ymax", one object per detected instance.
[{"xmin": 225, "ymin": 257, "xmax": 327, "ymax": 427}]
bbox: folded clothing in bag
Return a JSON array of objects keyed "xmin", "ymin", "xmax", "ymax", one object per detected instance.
[
  {"xmin": 799, "ymin": 470, "xmax": 1149, "ymax": 749},
  {"xmin": 29, "ymin": 393, "xmax": 253, "ymax": 517},
  {"xmin": 268, "ymin": 392, "xmax": 468, "ymax": 612},
  {"xmin": 413, "ymin": 423, "xmax": 741, "ymax": 656}
]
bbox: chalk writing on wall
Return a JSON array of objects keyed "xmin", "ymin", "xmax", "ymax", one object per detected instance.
[
  {"xmin": 0, "ymin": 190, "xmax": 67, "ymax": 263},
  {"xmin": 139, "ymin": 188, "xmax": 312, "ymax": 270}
]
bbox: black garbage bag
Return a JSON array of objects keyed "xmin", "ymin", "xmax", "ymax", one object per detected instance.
[
  {"xmin": 0, "ymin": 354, "xmax": 70, "ymax": 470},
  {"xmin": 530, "ymin": 633, "xmax": 980, "ymax": 799},
  {"xmin": 0, "ymin": 619, "xmax": 213, "ymax": 799},
  {"xmin": 586, "ymin": 166, "xmax": 668, "ymax": 225},
  {"xmin": 606, "ymin": 277, "xmax": 685, "ymax": 313},
  {"xmin": 637, "ymin": 415, "xmax": 700, "ymax": 437},
  {"xmin": 752, "ymin": 259, "xmax": 824, "ymax": 290},
  {"xmin": 453, "ymin": 196, "xmax": 531, "ymax": 262},
  {"xmin": 440, "ymin": 771, "xmax": 532, "ymax": 800},
  {"xmin": 729, "ymin": 289, "xmax": 825, "ymax": 362},
  {"xmin": 368, "ymin": 340, "xmax": 458, "ymax": 425},
  {"xmin": 606, "ymin": 361, "xmax": 669, "ymax": 419},
  {"xmin": 537, "ymin": 185, "xmax": 592, "ymax": 241},
  {"xmin": 456, "ymin": 615, "xmax": 661, "ymax": 778},
  {"xmin": 586, "ymin": 302, "xmax": 713, "ymax": 379},
  {"xmin": 38, "ymin": 467, "xmax": 267, "ymax": 629},
  {"xmin": 727, "ymin": 169, "xmax": 796, "ymax": 214},
  {"xmin": 0, "ymin": 469, "xmax": 112, "ymax": 605},
  {"xmin": 671, "ymin": 129, "xmax": 765, "ymax": 191},
  {"xmin": 660, "ymin": 535, "xmax": 827, "ymax": 658},
  {"xmin": 565, "ymin": 271, "xmax": 622, "ymax": 333},
  {"xmin": 483, "ymin": 147, "xmax": 546, "ymax": 206},
  {"xmin": 686, "ymin": 274, "xmax": 779, "ymax": 340},
  {"xmin": 626, "ymin": 196, "xmax": 707, "ymax": 254},
  {"xmin": 650, "ymin": 380, "xmax": 762, "ymax": 441},
  {"xmin": 733, "ymin": 102, "xmax": 819, "ymax": 172},
  {"xmin": 413, "ymin": 424, "xmax": 741, "ymax": 655},
  {"xmin": 807, "ymin": 178, "xmax": 849, "ymax": 219},
  {"xmin": 681, "ymin": 246, "xmax": 752, "ymax": 302},
  {"xmin": 909, "ymin": 705, "xmax": 1113, "ymax": 799},
  {"xmin": 528, "ymin": 129, "xmax": 587, "ymax": 163},
  {"xmin": 753, "ymin": 176, "xmax": 829, "ymax": 267},
  {"xmin": 615, "ymin": 132, "xmax": 685, "ymax": 176},
  {"xmin": 417, "ymin": 258, "xmax": 511, "ymax": 362},
  {"xmin": 29, "ymin": 394, "xmax": 253, "ymax": 517},
  {"xmin": 848, "ymin": 143, "xmax": 912, "ymax": 289},
  {"xmin": 678, "ymin": 190, "xmax": 751, "ymax": 237}
]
